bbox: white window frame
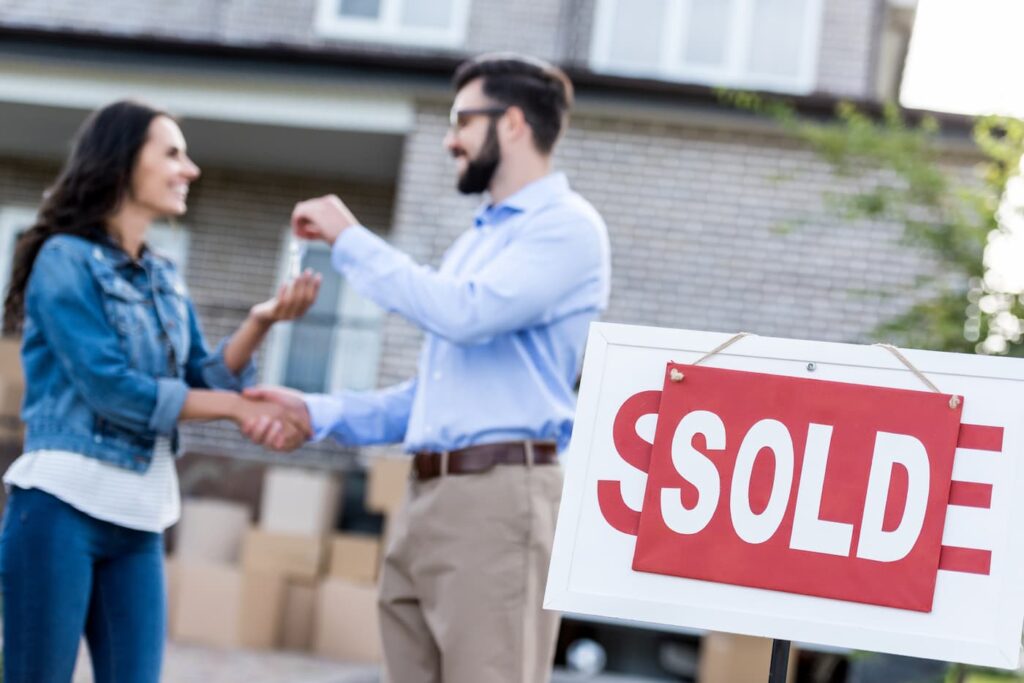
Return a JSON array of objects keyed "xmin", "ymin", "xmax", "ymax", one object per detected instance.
[
  {"xmin": 0, "ymin": 206, "xmax": 36, "ymax": 295},
  {"xmin": 148, "ymin": 221, "xmax": 191, "ymax": 273},
  {"xmin": 315, "ymin": 0, "xmax": 472, "ymax": 48},
  {"xmin": 589, "ymin": 0, "xmax": 825, "ymax": 95},
  {"xmin": 262, "ymin": 231, "xmax": 383, "ymax": 393}
]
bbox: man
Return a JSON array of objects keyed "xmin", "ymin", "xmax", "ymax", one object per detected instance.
[{"xmin": 244, "ymin": 53, "xmax": 610, "ymax": 683}]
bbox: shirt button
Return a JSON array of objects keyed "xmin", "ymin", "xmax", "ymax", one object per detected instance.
[
  {"xmin": 93, "ymin": 435, "xmax": 102, "ymax": 444},
  {"xmin": 432, "ymin": 371, "xmax": 442, "ymax": 381}
]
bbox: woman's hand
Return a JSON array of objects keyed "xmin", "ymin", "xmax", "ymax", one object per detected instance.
[
  {"xmin": 249, "ymin": 270, "xmax": 321, "ymax": 325},
  {"xmin": 222, "ymin": 270, "xmax": 321, "ymax": 375}
]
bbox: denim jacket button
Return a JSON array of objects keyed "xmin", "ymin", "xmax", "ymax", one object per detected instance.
[
  {"xmin": 93, "ymin": 434, "xmax": 102, "ymax": 444},
  {"xmin": 92, "ymin": 247, "xmax": 103, "ymax": 261}
]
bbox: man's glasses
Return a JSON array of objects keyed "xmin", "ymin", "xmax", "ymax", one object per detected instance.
[{"xmin": 449, "ymin": 106, "xmax": 508, "ymax": 131}]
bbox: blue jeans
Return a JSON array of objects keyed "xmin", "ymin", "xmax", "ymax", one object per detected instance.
[{"xmin": 0, "ymin": 487, "xmax": 165, "ymax": 683}]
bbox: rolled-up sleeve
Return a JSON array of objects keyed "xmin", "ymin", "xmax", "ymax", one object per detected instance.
[
  {"xmin": 197, "ymin": 337, "xmax": 258, "ymax": 391},
  {"xmin": 304, "ymin": 378, "xmax": 416, "ymax": 446},
  {"xmin": 149, "ymin": 377, "xmax": 189, "ymax": 434}
]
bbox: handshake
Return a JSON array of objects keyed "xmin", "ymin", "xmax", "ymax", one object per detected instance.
[{"xmin": 231, "ymin": 386, "xmax": 312, "ymax": 452}]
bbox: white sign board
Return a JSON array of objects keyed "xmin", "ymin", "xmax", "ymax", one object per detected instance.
[{"xmin": 545, "ymin": 323, "xmax": 1024, "ymax": 668}]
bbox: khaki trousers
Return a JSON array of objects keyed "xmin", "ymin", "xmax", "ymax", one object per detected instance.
[{"xmin": 378, "ymin": 462, "xmax": 563, "ymax": 683}]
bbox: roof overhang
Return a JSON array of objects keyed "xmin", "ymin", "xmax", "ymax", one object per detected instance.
[{"xmin": 0, "ymin": 35, "xmax": 421, "ymax": 180}]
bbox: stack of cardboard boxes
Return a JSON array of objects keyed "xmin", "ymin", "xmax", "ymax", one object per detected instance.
[
  {"xmin": 166, "ymin": 456, "xmax": 411, "ymax": 660},
  {"xmin": 698, "ymin": 632, "xmax": 798, "ymax": 683}
]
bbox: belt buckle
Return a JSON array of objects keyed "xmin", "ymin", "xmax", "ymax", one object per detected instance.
[
  {"xmin": 411, "ymin": 451, "xmax": 448, "ymax": 480},
  {"xmin": 411, "ymin": 452, "xmax": 430, "ymax": 481}
]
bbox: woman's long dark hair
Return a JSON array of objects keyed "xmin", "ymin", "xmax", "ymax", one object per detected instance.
[{"xmin": 2, "ymin": 100, "xmax": 170, "ymax": 335}]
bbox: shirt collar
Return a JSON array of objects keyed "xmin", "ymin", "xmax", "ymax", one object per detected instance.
[
  {"xmin": 96, "ymin": 233, "xmax": 155, "ymax": 268},
  {"xmin": 473, "ymin": 172, "xmax": 570, "ymax": 229}
]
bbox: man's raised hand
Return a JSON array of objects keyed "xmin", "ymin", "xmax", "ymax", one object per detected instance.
[{"xmin": 290, "ymin": 194, "xmax": 359, "ymax": 246}]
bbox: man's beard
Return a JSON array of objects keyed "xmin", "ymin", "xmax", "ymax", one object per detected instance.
[{"xmin": 457, "ymin": 122, "xmax": 501, "ymax": 195}]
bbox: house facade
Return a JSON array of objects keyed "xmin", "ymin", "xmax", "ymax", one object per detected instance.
[{"xmin": 0, "ymin": 0, "xmax": 972, "ymax": 473}]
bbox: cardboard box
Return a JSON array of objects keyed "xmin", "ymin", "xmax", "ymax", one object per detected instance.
[
  {"xmin": 0, "ymin": 383, "xmax": 23, "ymax": 421},
  {"xmin": 328, "ymin": 533, "xmax": 381, "ymax": 583},
  {"xmin": 241, "ymin": 528, "xmax": 324, "ymax": 581},
  {"xmin": 365, "ymin": 457, "xmax": 411, "ymax": 514},
  {"xmin": 260, "ymin": 466, "xmax": 342, "ymax": 537},
  {"xmin": 280, "ymin": 578, "xmax": 317, "ymax": 652},
  {"xmin": 0, "ymin": 337, "xmax": 24, "ymax": 386},
  {"xmin": 175, "ymin": 498, "xmax": 250, "ymax": 564},
  {"xmin": 172, "ymin": 561, "xmax": 285, "ymax": 649},
  {"xmin": 698, "ymin": 632, "xmax": 797, "ymax": 683},
  {"xmin": 313, "ymin": 579, "xmax": 382, "ymax": 663},
  {"xmin": 0, "ymin": 397, "xmax": 24, "ymax": 440},
  {"xmin": 0, "ymin": 337, "xmax": 25, "ymax": 441}
]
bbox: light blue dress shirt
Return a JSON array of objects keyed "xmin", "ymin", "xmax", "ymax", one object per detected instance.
[{"xmin": 304, "ymin": 172, "xmax": 611, "ymax": 452}]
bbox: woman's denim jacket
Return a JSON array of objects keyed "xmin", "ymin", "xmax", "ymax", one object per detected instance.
[{"xmin": 20, "ymin": 234, "xmax": 256, "ymax": 473}]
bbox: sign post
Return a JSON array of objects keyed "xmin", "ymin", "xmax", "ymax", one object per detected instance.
[
  {"xmin": 768, "ymin": 639, "xmax": 790, "ymax": 683},
  {"xmin": 546, "ymin": 323, "xmax": 1024, "ymax": 672}
]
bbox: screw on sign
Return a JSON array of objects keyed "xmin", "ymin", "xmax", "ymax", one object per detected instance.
[{"xmin": 598, "ymin": 363, "xmax": 1002, "ymax": 612}]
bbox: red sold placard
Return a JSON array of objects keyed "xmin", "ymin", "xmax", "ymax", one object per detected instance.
[{"xmin": 631, "ymin": 363, "xmax": 963, "ymax": 612}]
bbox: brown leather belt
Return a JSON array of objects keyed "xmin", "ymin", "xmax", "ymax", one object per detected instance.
[{"xmin": 412, "ymin": 441, "xmax": 557, "ymax": 480}]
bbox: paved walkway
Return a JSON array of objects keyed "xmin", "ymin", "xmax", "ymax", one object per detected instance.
[
  {"xmin": 72, "ymin": 643, "xmax": 378, "ymax": 683},
  {"xmin": 71, "ymin": 641, "xmax": 658, "ymax": 683}
]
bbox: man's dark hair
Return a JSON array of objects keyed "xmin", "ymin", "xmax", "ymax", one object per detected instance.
[{"xmin": 452, "ymin": 53, "xmax": 574, "ymax": 154}]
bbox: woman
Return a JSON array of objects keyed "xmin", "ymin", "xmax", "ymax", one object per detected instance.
[{"xmin": 0, "ymin": 100, "xmax": 318, "ymax": 682}]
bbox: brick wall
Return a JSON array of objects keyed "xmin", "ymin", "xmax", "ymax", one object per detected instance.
[
  {"xmin": 463, "ymin": 0, "xmax": 565, "ymax": 62},
  {"xmin": 0, "ymin": 0, "xmax": 225, "ymax": 42},
  {"xmin": 389, "ymin": 101, "xmax": 964, "ymax": 351},
  {"xmin": 815, "ymin": 0, "xmax": 883, "ymax": 99},
  {"xmin": 0, "ymin": 158, "xmax": 51, "ymax": 211}
]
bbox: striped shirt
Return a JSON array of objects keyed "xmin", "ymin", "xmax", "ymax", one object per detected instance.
[{"xmin": 3, "ymin": 441, "xmax": 180, "ymax": 533}]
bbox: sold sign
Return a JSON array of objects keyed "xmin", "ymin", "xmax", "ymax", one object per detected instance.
[{"xmin": 604, "ymin": 363, "xmax": 964, "ymax": 612}]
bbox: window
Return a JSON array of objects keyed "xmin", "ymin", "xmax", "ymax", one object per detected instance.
[
  {"xmin": 315, "ymin": 0, "xmax": 472, "ymax": 48},
  {"xmin": 262, "ymin": 234, "xmax": 383, "ymax": 394},
  {"xmin": 590, "ymin": 0, "xmax": 824, "ymax": 94}
]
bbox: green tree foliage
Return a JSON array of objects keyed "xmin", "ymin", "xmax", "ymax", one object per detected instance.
[{"xmin": 720, "ymin": 90, "xmax": 1024, "ymax": 356}]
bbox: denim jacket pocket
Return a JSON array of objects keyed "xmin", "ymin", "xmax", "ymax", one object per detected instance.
[
  {"xmin": 87, "ymin": 258, "xmax": 146, "ymax": 337},
  {"xmin": 95, "ymin": 414, "xmax": 154, "ymax": 452}
]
